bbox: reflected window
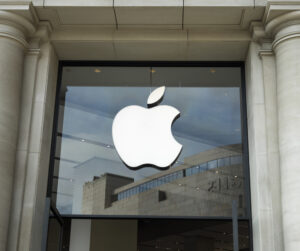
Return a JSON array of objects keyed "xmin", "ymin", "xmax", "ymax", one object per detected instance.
[
  {"xmin": 50, "ymin": 65, "xmax": 248, "ymax": 217},
  {"xmin": 200, "ymin": 162, "xmax": 208, "ymax": 171},
  {"xmin": 231, "ymin": 155, "xmax": 243, "ymax": 165},
  {"xmin": 208, "ymin": 160, "xmax": 218, "ymax": 170}
]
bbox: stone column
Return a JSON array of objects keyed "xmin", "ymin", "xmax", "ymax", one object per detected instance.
[
  {"xmin": 266, "ymin": 11, "xmax": 300, "ymax": 251},
  {"xmin": 7, "ymin": 41, "xmax": 40, "ymax": 251},
  {"xmin": 0, "ymin": 11, "xmax": 34, "ymax": 250},
  {"xmin": 259, "ymin": 47, "xmax": 284, "ymax": 251}
]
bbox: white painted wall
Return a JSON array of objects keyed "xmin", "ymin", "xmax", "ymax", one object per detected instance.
[{"xmin": 69, "ymin": 219, "xmax": 91, "ymax": 251}]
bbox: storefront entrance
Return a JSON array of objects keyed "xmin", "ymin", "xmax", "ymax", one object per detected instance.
[{"xmin": 45, "ymin": 62, "xmax": 251, "ymax": 251}]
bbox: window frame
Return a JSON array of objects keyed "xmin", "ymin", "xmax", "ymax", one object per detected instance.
[
  {"xmin": 45, "ymin": 60, "xmax": 251, "ymax": 251},
  {"xmin": 46, "ymin": 62, "xmax": 250, "ymax": 248}
]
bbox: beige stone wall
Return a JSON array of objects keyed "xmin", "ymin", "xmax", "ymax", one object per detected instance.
[
  {"xmin": 0, "ymin": 15, "xmax": 28, "ymax": 251},
  {"xmin": 1, "ymin": 1, "xmax": 300, "ymax": 251},
  {"xmin": 0, "ymin": 7, "xmax": 59, "ymax": 251}
]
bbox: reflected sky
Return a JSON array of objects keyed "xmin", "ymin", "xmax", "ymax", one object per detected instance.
[{"xmin": 63, "ymin": 86, "xmax": 241, "ymax": 147}]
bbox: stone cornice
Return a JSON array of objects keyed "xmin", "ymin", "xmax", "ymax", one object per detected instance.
[
  {"xmin": 264, "ymin": 1, "xmax": 300, "ymax": 24},
  {"xmin": 266, "ymin": 10, "xmax": 300, "ymax": 49},
  {"xmin": 0, "ymin": 10, "xmax": 35, "ymax": 34},
  {"xmin": 31, "ymin": 21, "xmax": 53, "ymax": 45},
  {"xmin": 258, "ymin": 42, "xmax": 274, "ymax": 58},
  {"xmin": 259, "ymin": 49, "xmax": 274, "ymax": 57},
  {"xmin": 251, "ymin": 2, "xmax": 300, "ymax": 49},
  {"xmin": 266, "ymin": 10, "xmax": 300, "ymax": 35}
]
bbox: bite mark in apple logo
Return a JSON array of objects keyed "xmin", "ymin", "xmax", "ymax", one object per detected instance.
[{"xmin": 112, "ymin": 86, "xmax": 182, "ymax": 170}]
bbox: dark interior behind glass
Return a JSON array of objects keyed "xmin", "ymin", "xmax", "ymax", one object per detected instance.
[{"xmin": 47, "ymin": 218, "xmax": 250, "ymax": 251}]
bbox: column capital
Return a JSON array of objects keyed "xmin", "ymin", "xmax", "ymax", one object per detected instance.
[
  {"xmin": 258, "ymin": 42, "xmax": 274, "ymax": 58},
  {"xmin": 28, "ymin": 21, "xmax": 53, "ymax": 51},
  {"xmin": 0, "ymin": 10, "xmax": 36, "ymax": 48},
  {"xmin": 263, "ymin": 2, "xmax": 300, "ymax": 50},
  {"xmin": 250, "ymin": 3, "xmax": 300, "ymax": 50},
  {"xmin": 266, "ymin": 11, "xmax": 300, "ymax": 49}
]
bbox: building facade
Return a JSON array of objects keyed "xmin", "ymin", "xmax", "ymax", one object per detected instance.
[
  {"xmin": 0, "ymin": 0, "xmax": 300, "ymax": 251},
  {"xmin": 81, "ymin": 145, "xmax": 244, "ymax": 216}
]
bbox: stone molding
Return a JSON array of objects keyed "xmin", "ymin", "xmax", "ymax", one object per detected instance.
[
  {"xmin": 251, "ymin": 4, "xmax": 300, "ymax": 51},
  {"xmin": 266, "ymin": 10, "xmax": 300, "ymax": 35},
  {"xmin": 34, "ymin": 21, "xmax": 53, "ymax": 43},
  {"xmin": 0, "ymin": 10, "xmax": 35, "ymax": 48},
  {"xmin": 250, "ymin": 21, "xmax": 269, "ymax": 43},
  {"xmin": 266, "ymin": 10, "xmax": 300, "ymax": 49},
  {"xmin": 259, "ymin": 49, "xmax": 274, "ymax": 57},
  {"xmin": 28, "ymin": 21, "xmax": 52, "ymax": 54}
]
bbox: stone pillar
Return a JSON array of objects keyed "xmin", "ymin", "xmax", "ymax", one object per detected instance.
[
  {"xmin": 245, "ymin": 39, "xmax": 281, "ymax": 251},
  {"xmin": 0, "ymin": 11, "xmax": 34, "ymax": 251},
  {"xmin": 266, "ymin": 11, "xmax": 300, "ymax": 251},
  {"xmin": 259, "ymin": 47, "xmax": 284, "ymax": 251},
  {"xmin": 7, "ymin": 41, "xmax": 40, "ymax": 251}
]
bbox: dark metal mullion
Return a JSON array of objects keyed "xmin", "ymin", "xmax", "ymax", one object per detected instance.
[
  {"xmin": 45, "ymin": 61, "xmax": 252, "ymax": 250},
  {"xmin": 59, "ymin": 222, "xmax": 64, "ymax": 251},
  {"xmin": 240, "ymin": 64, "xmax": 253, "ymax": 251},
  {"xmin": 50, "ymin": 203, "xmax": 64, "ymax": 226},
  {"xmin": 44, "ymin": 61, "xmax": 64, "ymax": 249},
  {"xmin": 232, "ymin": 200, "xmax": 239, "ymax": 251},
  {"xmin": 47, "ymin": 62, "xmax": 63, "ymax": 198},
  {"xmin": 54, "ymin": 214, "xmax": 249, "ymax": 221},
  {"xmin": 58, "ymin": 61, "xmax": 244, "ymax": 68},
  {"xmin": 41, "ymin": 197, "xmax": 51, "ymax": 251},
  {"xmin": 240, "ymin": 64, "xmax": 252, "ymax": 220}
]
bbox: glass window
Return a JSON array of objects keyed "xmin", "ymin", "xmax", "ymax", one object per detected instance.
[
  {"xmin": 231, "ymin": 155, "xmax": 243, "ymax": 165},
  {"xmin": 186, "ymin": 168, "xmax": 192, "ymax": 176},
  {"xmin": 118, "ymin": 192, "xmax": 123, "ymax": 200},
  {"xmin": 224, "ymin": 157, "xmax": 231, "ymax": 166},
  {"xmin": 51, "ymin": 65, "xmax": 248, "ymax": 217},
  {"xmin": 193, "ymin": 166, "xmax": 198, "ymax": 174},
  {"xmin": 153, "ymin": 179, "xmax": 157, "ymax": 188},
  {"xmin": 200, "ymin": 162, "xmax": 208, "ymax": 171},
  {"xmin": 208, "ymin": 160, "xmax": 218, "ymax": 170},
  {"xmin": 218, "ymin": 158, "xmax": 225, "ymax": 167}
]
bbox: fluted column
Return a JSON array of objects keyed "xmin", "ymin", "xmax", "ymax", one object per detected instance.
[
  {"xmin": 266, "ymin": 11, "xmax": 300, "ymax": 251},
  {"xmin": 0, "ymin": 11, "xmax": 35, "ymax": 250}
]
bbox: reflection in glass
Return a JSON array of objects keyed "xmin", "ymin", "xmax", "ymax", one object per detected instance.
[{"xmin": 52, "ymin": 66, "xmax": 246, "ymax": 217}]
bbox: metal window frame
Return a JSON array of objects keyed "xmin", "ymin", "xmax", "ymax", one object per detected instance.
[{"xmin": 45, "ymin": 61, "xmax": 252, "ymax": 251}]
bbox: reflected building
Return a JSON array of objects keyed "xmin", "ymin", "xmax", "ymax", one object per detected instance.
[{"xmin": 81, "ymin": 144, "xmax": 245, "ymax": 216}]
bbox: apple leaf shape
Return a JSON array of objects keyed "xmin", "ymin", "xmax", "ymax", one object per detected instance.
[{"xmin": 147, "ymin": 86, "xmax": 165, "ymax": 107}]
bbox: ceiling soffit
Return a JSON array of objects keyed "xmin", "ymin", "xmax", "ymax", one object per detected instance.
[
  {"xmin": 31, "ymin": 0, "xmax": 266, "ymax": 29},
  {"xmin": 7, "ymin": 1, "xmax": 269, "ymax": 60}
]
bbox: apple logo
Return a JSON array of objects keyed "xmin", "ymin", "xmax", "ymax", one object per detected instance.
[{"xmin": 112, "ymin": 86, "xmax": 182, "ymax": 170}]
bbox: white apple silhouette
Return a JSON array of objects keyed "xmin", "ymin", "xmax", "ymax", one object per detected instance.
[{"xmin": 112, "ymin": 86, "xmax": 182, "ymax": 169}]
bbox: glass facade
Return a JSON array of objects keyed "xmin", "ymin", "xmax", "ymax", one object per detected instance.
[{"xmin": 51, "ymin": 64, "xmax": 248, "ymax": 218}]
